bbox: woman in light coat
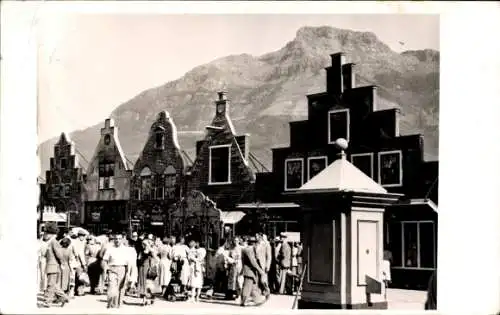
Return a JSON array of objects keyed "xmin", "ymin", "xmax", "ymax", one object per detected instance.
[{"xmin": 158, "ymin": 237, "xmax": 173, "ymax": 297}]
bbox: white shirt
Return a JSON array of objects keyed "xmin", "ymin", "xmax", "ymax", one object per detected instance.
[
  {"xmin": 173, "ymin": 244, "xmax": 189, "ymax": 259},
  {"xmin": 103, "ymin": 245, "xmax": 130, "ymax": 267}
]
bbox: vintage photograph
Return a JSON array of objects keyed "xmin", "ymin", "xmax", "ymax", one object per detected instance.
[{"xmin": 36, "ymin": 13, "xmax": 439, "ymax": 311}]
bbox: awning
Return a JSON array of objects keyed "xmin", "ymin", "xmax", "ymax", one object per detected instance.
[
  {"xmin": 394, "ymin": 198, "xmax": 438, "ymax": 213},
  {"xmin": 38, "ymin": 211, "xmax": 67, "ymax": 223},
  {"xmin": 281, "ymin": 231, "xmax": 301, "ymax": 242},
  {"xmin": 236, "ymin": 202, "xmax": 300, "ymax": 209},
  {"xmin": 220, "ymin": 211, "xmax": 246, "ymax": 224}
]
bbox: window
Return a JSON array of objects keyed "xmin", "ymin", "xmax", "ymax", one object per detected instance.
[
  {"xmin": 140, "ymin": 167, "xmax": 152, "ymax": 200},
  {"xmin": 284, "ymin": 158, "xmax": 304, "ymax": 191},
  {"xmin": 165, "ymin": 165, "xmax": 177, "ymax": 199},
  {"xmin": 328, "ymin": 108, "xmax": 350, "ymax": 144},
  {"xmin": 155, "ymin": 131, "xmax": 165, "ymax": 149},
  {"xmin": 98, "ymin": 161, "xmax": 115, "ymax": 190},
  {"xmin": 134, "ymin": 189, "xmax": 141, "ymax": 200},
  {"xmin": 209, "ymin": 145, "xmax": 231, "ymax": 184},
  {"xmin": 378, "ymin": 150, "xmax": 403, "ymax": 187},
  {"xmin": 60, "ymin": 158, "xmax": 67, "ymax": 169},
  {"xmin": 307, "ymin": 156, "xmax": 327, "ymax": 180},
  {"xmin": 351, "ymin": 153, "xmax": 374, "ymax": 179},
  {"xmin": 388, "ymin": 221, "xmax": 436, "ymax": 269}
]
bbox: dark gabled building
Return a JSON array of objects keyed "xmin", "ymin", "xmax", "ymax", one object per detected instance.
[
  {"xmin": 43, "ymin": 133, "xmax": 86, "ymax": 226},
  {"xmin": 245, "ymin": 52, "xmax": 438, "ymax": 290},
  {"xmin": 129, "ymin": 111, "xmax": 189, "ymax": 236},
  {"xmin": 83, "ymin": 118, "xmax": 133, "ymax": 234}
]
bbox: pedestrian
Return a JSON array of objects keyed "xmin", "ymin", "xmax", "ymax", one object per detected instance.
[
  {"xmin": 240, "ymin": 236, "xmax": 267, "ymax": 307},
  {"xmin": 223, "ymin": 238, "xmax": 241, "ymax": 301},
  {"xmin": 277, "ymin": 233, "xmax": 291, "ymax": 295},
  {"xmin": 102, "ymin": 233, "xmax": 130, "ymax": 309},
  {"xmin": 38, "ymin": 233, "xmax": 48, "ymax": 293},
  {"xmin": 59, "ymin": 237, "xmax": 74, "ymax": 297},
  {"xmin": 187, "ymin": 239, "xmax": 204, "ymax": 302},
  {"xmin": 85, "ymin": 235, "xmax": 101, "ymax": 294},
  {"xmin": 41, "ymin": 223, "xmax": 69, "ymax": 308},
  {"xmin": 158, "ymin": 236, "xmax": 173, "ymax": 297},
  {"xmin": 424, "ymin": 271, "xmax": 437, "ymax": 310},
  {"xmin": 254, "ymin": 233, "xmax": 271, "ymax": 298},
  {"xmin": 172, "ymin": 236, "xmax": 190, "ymax": 295},
  {"xmin": 72, "ymin": 230, "xmax": 88, "ymax": 296},
  {"xmin": 137, "ymin": 239, "xmax": 158, "ymax": 306}
]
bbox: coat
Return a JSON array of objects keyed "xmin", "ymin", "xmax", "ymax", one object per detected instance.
[
  {"xmin": 241, "ymin": 245, "xmax": 264, "ymax": 282},
  {"xmin": 278, "ymin": 241, "xmax": 292, "ymax": 268},
  {"xmin": 254, "ymin": 241, "xmax": 272, "ymax": 272},
  {"xmin": 45, "ymin": 237, "xmax": 64, "ymax": 274}
]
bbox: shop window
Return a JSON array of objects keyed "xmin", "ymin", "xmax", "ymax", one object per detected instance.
[
  {"xmin": 307, "ymin": 156, "xmax": 327, "ymax": 180},
  {"xmin": 328, "ymin": 108, "xmax": 350, "ymax": 144},
  {"xmin": 389, "ymin": 221, "xmax": 436, "ymax": 269},
  {"xmin": 378, "ymin": 150, "xmax": 403, "ymax": 187},
  {"xmin": 284, "ymin": 158, "xmax": 304, "ymax": 191},
  {"xmin": 209, "ymin": 145, "xmax": 231, "ymax": 184},
  {"xmin": 351, "ymin": 153, "xmax": 374, "ymax": 179}
]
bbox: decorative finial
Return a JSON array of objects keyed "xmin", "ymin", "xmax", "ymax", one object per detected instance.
[{"xmin": 334, "ymin": 138, "xmax": 348, "ymax": 159}]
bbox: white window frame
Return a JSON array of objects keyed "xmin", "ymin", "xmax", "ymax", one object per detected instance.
[
  {"xmin": 307, "ymin": 156, "xmax": 328, "ymax": 181},
  {"xmin": 284, "ymin": 158, "xmax": 304, "ymax": 191},
  {"xmin": 350, "ymin": 153, "xmax": 374, "ymax": 179},
  {"xmin": 327, "ymin": 108, "xmax": 350, "ymax": 144},
  {"xmin": 392, "ymin": 220, "xmax": 436, "ymax": 270},
  {"xmin": 377, "ymin": 150, "xmax": 403, "ymax": 187},
  {"xmin": 208, "ymin": 144, "xmax": 232, "ymax": 185}
]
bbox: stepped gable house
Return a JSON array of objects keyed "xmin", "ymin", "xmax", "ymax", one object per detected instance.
[
  {"xmin": 84, "ymin": 118, "xmax": 133, "ymax": 234},
  {"xmin": 177, "ymin": 91, "xmax": 257, "ymax": 241},
  {"xmin": 249, "ymin": 52, "xmax": 438, "ymax": 290},
  {"xmin": 42, "ymin": 133, "xmax": 86, "ymax": 226},
  {"xmin": 129, "ymin": 111, "xmax": 188, "ymax": 236}
]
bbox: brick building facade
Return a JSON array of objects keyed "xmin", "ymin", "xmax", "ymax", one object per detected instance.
[
  {"xmin": 84, "ymin": 119, "xmax": 133, "ymax": 234},
  {"xmin": 129, "ymin": 111, "xmax": 188, "ymax": 236},
  {"xmin": 247, "ymin": 52, "xmax": 438, "ymax": 289},
  {"xmin": 43, "ymin": 133, "xmax": 86, "ymax": 226}
]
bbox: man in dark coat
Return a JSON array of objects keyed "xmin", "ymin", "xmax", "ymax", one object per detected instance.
[
  {"xmin": 42, "ymin": 223, "xmax": 69, "ymax": 307},
  {"xmin": 240, "ymin": 237, "xmax": 267, "ymax": 307}
]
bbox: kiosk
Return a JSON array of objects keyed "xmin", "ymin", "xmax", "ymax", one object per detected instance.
[{"xmin": 288, "ymin": 139, "xmax": 401, "ymax": 309}]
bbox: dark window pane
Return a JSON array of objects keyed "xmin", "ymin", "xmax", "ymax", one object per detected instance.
[
  {"xmin": 285, "ymin": 160, "xmax": 303, "ymax": 190},
  {"xmin": 60, "ymin": 158, "xmax": 67, "ymax": 169},
  {"xmin": 308, "ymin": 157, "xmax": 327, "ymax": 180},
  {"xmin": 329, "ymin": 110, "xmax": 349, "ymax": 142},
  {"xmin": 309, "ymin": 220, "xmax": 334, "ymax": 283},
  {"xmin": 388, "ymin": 222, "xmax": 402, "ymax": 267},
  {"xmin": 419, "ymin": 222, "xmax": 436, "ymax": 268},
  {"xmin": 352, "ymin": 154, "xmax": 373, "ymax": 178},
  {"xmin": 379, "ymin": 152, "xmax": 402, "ymax": 186},
  {"xmin": 210, "ymin": 146, "xmax": 230, "ymax": 183},
  {"xmin": 403, "ymin": 223, "xmax": 418, "ymax": 267},
  {"xmin": 155, "ymin": 132, "xmax": 164, "ymax": 149}
]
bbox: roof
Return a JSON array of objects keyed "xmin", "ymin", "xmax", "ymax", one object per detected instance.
[
  {"xmin": 393, "ymin": 198, "xmax": 438, "ymax": 213},
  {"xmin": 298, "ymin": 152, "xmax": 387, "ymax": 194}
]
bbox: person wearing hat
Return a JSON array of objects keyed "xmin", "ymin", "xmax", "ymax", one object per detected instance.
[
  {"xmin": 240, "ymin": 236, "xmax": 267, "ymax": 307},
  {"xmin": 277, "ymin": 232, "xmax": 291, "ymax": 295},
  {"xmin": 41, "ymin": 222, "xmax": 69, "ymax": 307}
]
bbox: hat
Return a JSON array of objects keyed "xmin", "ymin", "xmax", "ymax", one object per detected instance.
[
  {"xmin": 247, "ymin": 236, "xmax": 257, "ymax": 243},
  {"xmin": 77, "ymin": 230, "xmax": 87, "ymax": 236},
  {"xmin": 280, "ymin": 232, "xmax": 287, "ymax": 238},
  {"xmin": 274, "ymin": 236, "xmax": 280, "ymax": 242}
]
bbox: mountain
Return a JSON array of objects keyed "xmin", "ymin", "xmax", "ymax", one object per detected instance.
[{"xmin": 38, "ymin": 26, "xmax": 439, "ymax": 176}]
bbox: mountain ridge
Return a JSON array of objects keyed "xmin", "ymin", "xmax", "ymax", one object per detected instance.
[{"xmin": 38, "ymin": 25, "xmax": 439, "ymax": 177}]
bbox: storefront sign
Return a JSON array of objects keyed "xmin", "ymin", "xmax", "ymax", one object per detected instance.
[{"xmin": 151, "ymin": 222, "xmax": 163, "ymax": 226}]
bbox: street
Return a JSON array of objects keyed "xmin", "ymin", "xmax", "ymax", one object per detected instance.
[{"xmin": 37, "ymin": 288, "xmax": 427, "ymax": 313}]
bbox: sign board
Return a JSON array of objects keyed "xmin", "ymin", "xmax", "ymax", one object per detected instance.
[
  {"xmin": 151, "ymin": 222, "xmax": 164, "ymax": 226},
  {"xmin": 91, "ymin": 212, "xmax": 101, "ymax": 222}
]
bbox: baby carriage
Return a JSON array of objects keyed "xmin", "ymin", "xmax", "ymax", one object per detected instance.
[{"xmin": 164, "ymin": 259, "xmax": 188, "ymax": 302}]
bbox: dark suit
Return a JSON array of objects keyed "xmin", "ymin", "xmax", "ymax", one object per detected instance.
[
  {"xmin": 44, "ymin": 237, "xmax": 69, "ymax": 304},
  {"xmin": 240, "ymin": 245, "xmax": 266, "ymax": 306},
  {"xmin": 278, "ymin": 241, "xmax": 291, "ymax": 294}
]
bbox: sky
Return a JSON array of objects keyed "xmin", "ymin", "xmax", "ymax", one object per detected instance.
[{"xmin": 38, "ymin": 13, "xmax": 439, "ymax": 143}]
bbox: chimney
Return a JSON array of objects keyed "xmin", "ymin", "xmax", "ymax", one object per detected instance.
[
  {"xmin": 326, "ymin": 52, "xmax": 346, "ymax": 96},
  {"xmin": 342, "ymin": 63, "xmax": 356, "ymax": 90},
  {"xmin": 215, "ymin": 91, "xmax": 228, "ymax": 115}
]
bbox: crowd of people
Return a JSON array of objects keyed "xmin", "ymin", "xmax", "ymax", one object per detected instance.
[{"xmin": 37, "ymin": 222, "xmax": 303, "ymax": 309}]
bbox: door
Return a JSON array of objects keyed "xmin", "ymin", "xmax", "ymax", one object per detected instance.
[{"xmin": 357, "ymin": 220, "xmax": 379, "ymax": 286}]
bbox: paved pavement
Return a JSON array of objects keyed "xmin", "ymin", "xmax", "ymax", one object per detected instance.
[{"xmin": 37, "ymin": 288, "xmax": 426, "ymax": 313}]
